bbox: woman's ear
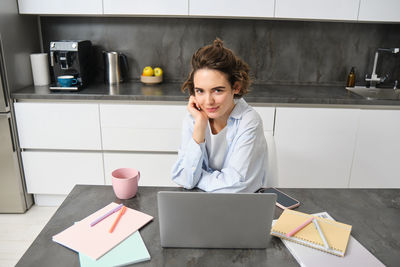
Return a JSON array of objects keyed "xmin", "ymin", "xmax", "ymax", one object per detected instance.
[{"xmin": 233, "ymin": 81, "xmax": 241, "ymax": 94}]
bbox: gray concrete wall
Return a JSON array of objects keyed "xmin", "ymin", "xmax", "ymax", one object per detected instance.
[
  {"xmin": 0, "ymin": 0, "xmax": 40, "ymax": 92},
  {"xmin": 41, "ymin": 17, "xmax": 400, "ymax": 86}
]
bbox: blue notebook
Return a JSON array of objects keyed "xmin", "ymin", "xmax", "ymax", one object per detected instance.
[{"xmin": 79, "ymin": 231, "xmax": 150, "ymax": 267}]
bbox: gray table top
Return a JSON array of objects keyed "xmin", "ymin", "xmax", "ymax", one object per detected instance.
[
  {"xmin": 11, "ymin": 82, "xmax": 400, "ymax": 106},
  {"xmin": 16, "ymin": 186, "xmax": 400, "ymax": 266}
]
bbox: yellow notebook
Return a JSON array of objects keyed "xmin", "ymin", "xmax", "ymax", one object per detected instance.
[{"xmin": 271, "ymin": 210, "xmax": 352, "ymax": 257}]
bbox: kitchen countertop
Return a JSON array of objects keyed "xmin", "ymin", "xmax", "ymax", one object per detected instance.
[
  {"xmin": 11, "ymin": 81, "xmax": 400, "ymax": 106},
  {"xmin": 16, "ymin": 185, "xmax": 399, "ymax": 267}
]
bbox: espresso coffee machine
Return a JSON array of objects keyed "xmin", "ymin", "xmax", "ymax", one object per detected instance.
[{"xmin": 49, "ymin": 40, "xmax": 93, "ymax": 90}]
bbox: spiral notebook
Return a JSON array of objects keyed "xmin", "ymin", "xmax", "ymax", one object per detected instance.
[
  {"xmin": 271, "ymin": 209, "xmax": 352, "ymax": 257},
  {"xmin": 274, "ymin": 212, "xmax": 385, "ymax": 267}
]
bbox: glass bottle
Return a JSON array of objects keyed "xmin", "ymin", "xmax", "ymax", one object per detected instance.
[{"xmin": 346, "ymin": 67, "xmax": 355, "ymax": 87}]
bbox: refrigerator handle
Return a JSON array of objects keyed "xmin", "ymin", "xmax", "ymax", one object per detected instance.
[
  {"xmin": 0, "ymin": 68, "xmax": 9, "ymax": 111},
  {"xmin": 7, "ymin": 117, "xmax": 16, "ymax": 152}
]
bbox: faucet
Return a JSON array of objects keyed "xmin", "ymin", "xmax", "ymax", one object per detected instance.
[{"xmin": 365, "ymin": 48, "xmax": 399, "ymax": 88}]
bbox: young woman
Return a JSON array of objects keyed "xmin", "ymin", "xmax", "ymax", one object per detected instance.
[{"xmin": 171, "ymin": 39, "xmax": 268, "ymax": 193}]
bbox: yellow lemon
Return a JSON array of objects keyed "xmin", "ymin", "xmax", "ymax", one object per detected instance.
[
  {"xmin": 154, "ymin": 67, "xmax": 163, "ymax": 77},
  {"xmin": 142, "ymin": 66, "xmax": 154, "ymax": 76}
]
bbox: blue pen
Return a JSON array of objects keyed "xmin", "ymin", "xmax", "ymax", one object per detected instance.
[{"xmin": 90, "ymin": 204, "xmax": 124, "ymax": 227}]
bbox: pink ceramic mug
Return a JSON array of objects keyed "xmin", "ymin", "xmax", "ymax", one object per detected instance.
[{"xmin": 111, "ymin": 168, "xmax": 140, "ymax": 199}]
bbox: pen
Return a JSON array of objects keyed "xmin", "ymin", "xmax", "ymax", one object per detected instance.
[
  {"xmin": 313, "ymin": 218, "xmax": 330, "ymax": 250},
  {"xmin": 109, "ymin": 206, "xmax": 127, "ymax": 233},
  {"xmin": 90, "ymin": 203, "xmax": 123, "ymax": 227},
  {"xmin": 286, "ymin": 217, "xmax": 314, "ymax": 237}
]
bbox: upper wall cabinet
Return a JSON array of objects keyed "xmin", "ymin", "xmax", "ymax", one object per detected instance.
[
  {"xmin": 358, "ymin": 0, "xmax": 400, "ymax": 22},
  {"xmin": 17, "ymin": 0, "xmax": 103, "ymax": 15},
  {"xmin": 189, "ymin": 0, "xmax": 274, "ymax": 18},
  {"xmin": 275, "ymin": 0, "xmax": 360, "ymax": 21},
  {"xmin": 103, "ymin": 0, "xmax": 188, "ymax": 16},
  {"xmin": 17, "ymin": 0, "xmax": 400, "ymax": 23}
]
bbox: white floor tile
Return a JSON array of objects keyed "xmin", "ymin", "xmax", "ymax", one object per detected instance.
[
  {"xmin": 0, "ymin": 205, "xmax": 58, "ymax": 267},
  {"xmin": 0, "ymin": 259, "xmax": 17, "ymax": 267}
]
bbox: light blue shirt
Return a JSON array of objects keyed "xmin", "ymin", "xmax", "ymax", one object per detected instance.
[{"xmin": 171, "ymin": 98, "xmax": 268, "ymax": 193}]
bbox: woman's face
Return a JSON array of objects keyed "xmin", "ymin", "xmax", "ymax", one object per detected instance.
[{"xmin": 193, "ymin": 69, "xmax": 239, "ymax": 122}]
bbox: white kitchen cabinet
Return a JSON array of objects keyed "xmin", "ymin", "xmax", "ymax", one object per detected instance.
[
  {"xmin": 22, "ymin": 151, "xmax": 104, "ymax": 195},
  {"xmin": 14, "ymin": 102, "xmax": 101, "ymax": 150},
  {"xmin": 100, "ymin": 103, "xmax": 186, "ymax": 152},
  {"xmin": 189, "ymin": 0, "xmax": 274, "ymax": 18},
  {"xmin": 253, "ymin": 106, "xmax": 275, "ymax": 132},
  {"xmin": 101, "ymin": 103, "xmax": 185, "ymax": 188},
  {"xmin": 104, "ymin": 152, "xmax": 178, "ymax": 187},
  {"xmin": 103, "ymin": 0, "xmax": 188, "ymax": 16},
  {"xmin": 274, "ymin": 107, "xmax": 359, "ymax": 188},
  {"xmin": 263, "ymin": 131, "xmax": 278, "ymax": 187},
  {"xmin": 358, "ymin": 0, "xmax": 400, "ymax": 22},
  {"xmin": 253, "ymin": 107, "xmax": 277, "ymax": 186},
  {"xmin": 275, "ymin": 0, "xmax": 360, "ymax": 21},
  {"xmin": 17, "ymin": 0, "xmax": 103, "ymax": 15},
  {"xmin": 349, "ymin": 109, "xmax": 400, "ymax": 188}
]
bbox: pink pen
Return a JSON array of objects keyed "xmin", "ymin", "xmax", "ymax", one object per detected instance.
[{"xmin": 286, "ymin": 217, "xmax": 314, "ymax": 237}]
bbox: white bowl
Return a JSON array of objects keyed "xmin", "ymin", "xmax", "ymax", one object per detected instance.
[{"xmin": 140, "ymin": 75, "xmax": 163, "ymax": 84}]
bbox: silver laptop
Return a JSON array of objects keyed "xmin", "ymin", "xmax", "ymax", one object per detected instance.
[{"xmin": 157, "ymin": 191, "xmax": 276, "ymax": 248}]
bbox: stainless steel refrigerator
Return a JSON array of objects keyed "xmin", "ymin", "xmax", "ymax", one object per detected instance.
[
  {"xmin": 0, "ymin": 37, "xmax": 33, "ymax": 213},
  {"xmin": 0, "ymin": 0, "xmax": 40, "ymax": 213}
]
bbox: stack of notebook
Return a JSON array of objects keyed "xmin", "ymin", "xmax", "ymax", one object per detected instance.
[
  {"xmin": 274, "ymin": 211, "xmax": 385, "ymax": 267},
  {"xmin": 271, "ymin": 209, "xmax": 352, "ymax": 257},
  {"xmin": 52, "ymin": 202, "xmax": 153, "ymax": 266}
]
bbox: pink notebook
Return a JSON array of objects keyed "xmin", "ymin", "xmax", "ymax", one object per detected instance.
[{"xmin": 52, "ymin": 202, "xmax": 153, "ymax": 260}]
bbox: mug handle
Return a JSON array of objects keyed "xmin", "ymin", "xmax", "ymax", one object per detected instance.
[
  {"xmin": 137, "ymin": 171, "xmax": 140, "ymax": 181},
  {"xmin": 72, "ymin": 79, "xmax": 78, "ymax": 85}
]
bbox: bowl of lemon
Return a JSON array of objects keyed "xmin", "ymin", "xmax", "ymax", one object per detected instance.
[{"xmin": 140, "ymin": 66, "xmax": 163, "ymax": 84}]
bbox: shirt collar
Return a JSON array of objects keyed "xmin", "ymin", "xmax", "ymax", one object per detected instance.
[{"xmin": 229, "ymin": 98, "xmax": 248, "ymax": 120}]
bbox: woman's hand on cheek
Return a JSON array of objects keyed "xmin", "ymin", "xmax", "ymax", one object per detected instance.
[
  {"xmin": 187, "ymin": 96, "xmax": 208, "ymax": 123},
  {"xmin": 188, "ymin": 95, "xmax": 208, "ymax": 144}
]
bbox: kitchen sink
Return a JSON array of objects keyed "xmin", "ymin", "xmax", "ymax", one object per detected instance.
[{"xmin": 345, "ymin": 86, "xmax": 400, "ymax": 100}]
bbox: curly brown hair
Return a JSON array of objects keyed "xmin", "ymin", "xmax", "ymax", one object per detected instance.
[{"xmin": 181, "ymin": 38, "xmax": 251, "ymax": 98}]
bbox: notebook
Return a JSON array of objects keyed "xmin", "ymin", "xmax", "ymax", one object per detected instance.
[
  {"xmin": 79, "ymin": 231, "xmax": 151, "ymax": 267},
  {"xmin": 275, "ymin": 212, "xmax": 385, "ymax": 267},
  {"xmin": 271, "ymin": 209, "xmax": 352, "ymax": 257},
  {"xmin": 53, "ymin": 202, "xmax": 153, "ymax": 260}
]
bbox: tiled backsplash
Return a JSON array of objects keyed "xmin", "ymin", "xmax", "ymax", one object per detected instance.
[{"xmin": 41, "ymin": 17, "xmax": 400, "ymax": 86}]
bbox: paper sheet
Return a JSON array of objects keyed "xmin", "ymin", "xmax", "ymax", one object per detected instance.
[
  {"xmin": 53, "ymin": 202, "xmax": 153, "ymax": 260},
  {"xmin": 79, "ymin": 231, "xmax": 151, "ymax": 267}
]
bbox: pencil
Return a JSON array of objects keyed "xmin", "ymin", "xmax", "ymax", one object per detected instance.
[
  {"xmin": 286, "ymin": 217, "xmax": 314, "ymax": 237},
  {"xmin": 109, "ymin": 206, "xmax": 127, "ymax": 233},
  {"xmin": 90, "ymin": 203, "xmax": 123, "ymax": 227},
  {"xmin": 313, "ymin": 218, "xmax": 330, "ymax": 250}
]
